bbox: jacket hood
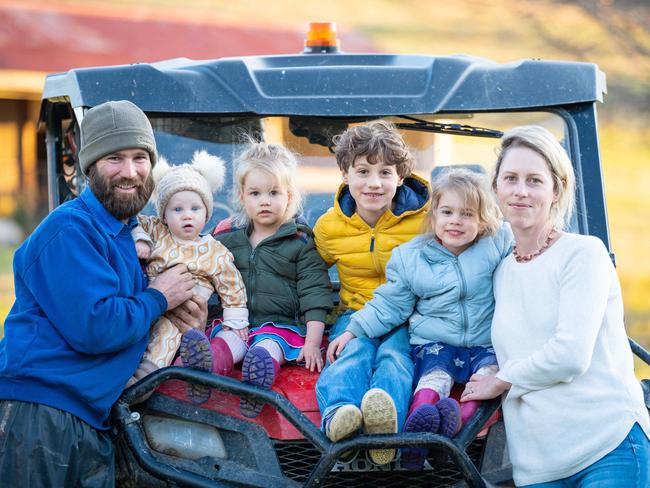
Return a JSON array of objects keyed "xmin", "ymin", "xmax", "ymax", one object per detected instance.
[
  {"xmin": 336, "ymin": 173, "xmax": 431, "ymax": 219},
  {"xmin": 213, "ymin": 215, "xmax": 313, "ymax": 239}
]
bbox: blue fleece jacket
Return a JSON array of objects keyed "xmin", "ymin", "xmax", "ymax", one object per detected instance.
[
  {"xmin": 347, "ymin": 223, "xmax": 512, "ymax": 347},
  {"xmin": 0, "ymin": 188, "xmax": 167, "ymax": 430}
]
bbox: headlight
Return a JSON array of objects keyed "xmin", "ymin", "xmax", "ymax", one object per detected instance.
[{"xmin": 143, "ymin": 414, "xmax": 227, "ymax": 460}]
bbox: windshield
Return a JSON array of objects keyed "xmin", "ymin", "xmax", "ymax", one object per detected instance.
[{"xmin": 148, "ymin": 111, "xmax": 568, "ymax": 231}]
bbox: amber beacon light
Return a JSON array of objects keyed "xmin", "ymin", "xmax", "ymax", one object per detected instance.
[{"xmin": 303, "ymin": 22, "xmax": 340, "ymax": 54}]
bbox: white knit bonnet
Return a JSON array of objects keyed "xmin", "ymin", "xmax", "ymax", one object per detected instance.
[{"xmin": 152, "ymin": 150, "xmax": 225, "ymax": 221}]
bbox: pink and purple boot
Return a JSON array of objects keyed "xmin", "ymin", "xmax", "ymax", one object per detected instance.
[
  {"xmin": 401, "ymin": 390, "xmax": 463, "ymax": 470},
  {"xmin": 401, "ymin": 389, "xmax": 441, "ymax": 470},
  {"xmin": 179, "ymin": 329, "xmax": 234, "ymax": 404},
  {"xmin": 240, "ymin": 347, "xmax": 280, "ymax": 418}
]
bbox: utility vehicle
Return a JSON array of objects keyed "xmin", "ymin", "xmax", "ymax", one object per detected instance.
[{"xmin": 38, "ymin": 22, "xmax": 650, "ymax": 488}]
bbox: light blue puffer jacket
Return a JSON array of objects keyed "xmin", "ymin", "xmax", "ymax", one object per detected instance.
[{"xmin": 347, "ymin": 223, "xmax": 512, "ymax": 347}]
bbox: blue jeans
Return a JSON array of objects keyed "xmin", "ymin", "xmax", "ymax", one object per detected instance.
[
  {"xmin": 316, "ymin": 310, "xmax": 414, "ymax": 430},
  {"xmin": 522, "ymin": 423, "xmax": 650, "ymax": 488}
]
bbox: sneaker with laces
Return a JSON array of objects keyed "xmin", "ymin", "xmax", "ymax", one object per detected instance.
[{"xmin": 360, "ymin": 388, "xmax": 398, "ymax": 465}]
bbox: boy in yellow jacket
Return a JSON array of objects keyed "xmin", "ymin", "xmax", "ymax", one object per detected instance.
[{"xmin": 314, "ymin": 121, "xmax": 431, "ymax": 465}]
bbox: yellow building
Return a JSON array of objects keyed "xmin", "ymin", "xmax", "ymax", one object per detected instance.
[{"xmin": 0, "ymin": 73, "xmax": 44, "ymax": 217}]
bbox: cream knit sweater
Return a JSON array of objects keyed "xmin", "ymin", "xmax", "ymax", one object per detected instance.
[{"xmin": 492, "ymin": 232, "xmax": 650, "ymax": 485}]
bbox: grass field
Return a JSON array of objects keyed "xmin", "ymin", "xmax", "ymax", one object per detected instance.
[
  {"xmin": 600, "ymin": 124, "xmax": 650, "ymax": 378},
  {"xmin": 0, "ymin": 245, "xmax": 15, "ymax": 338}
]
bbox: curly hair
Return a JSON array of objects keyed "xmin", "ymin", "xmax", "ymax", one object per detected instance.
[{"xmin": 333, "ymin": 120, "xmax": 415, "ymax": 178}]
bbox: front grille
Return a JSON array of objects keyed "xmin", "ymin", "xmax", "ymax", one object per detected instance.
[
  {"xmin": 274, "ymin": 440, "xmax": 321, "ymax": 484},
  {"xmin": 274, "ymin": 438, "xmax": 486, "ymax": 487}
]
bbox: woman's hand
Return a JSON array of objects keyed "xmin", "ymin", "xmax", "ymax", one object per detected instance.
[
  {"xmin": 165, "ymin": 295, "xmax": 208, "ymax": 334},
  {"xmin": 223, "ymin": 325, "xmax": 249, "ymax": 342},
  {"xmin": 326, "ymin": 331, "xmax": 355, "ymax": 364},
  {"xmin": 460, "ymin": 373, "xmax": 511, "ymax": 402},
  {"xmin": 298, "ymin": 343, "xmax": 324, "ymax": 372}
]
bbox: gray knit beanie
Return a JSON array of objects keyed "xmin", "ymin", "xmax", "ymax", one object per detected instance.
[{"xmin": 78, "ymin": 100, "xmax": 157, "ymax": 175}]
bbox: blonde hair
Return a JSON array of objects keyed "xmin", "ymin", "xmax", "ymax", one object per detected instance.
[
  {"xmin": 425, "ymin": 168, "xmax": 501, "ymax": 237},
  {"xmin": 492, "ymin": 125, "xmax": 576, "ymax": 230},
  {"xmin": 231, "ymin": 142, "xmax": 302, "ymax": 227}
]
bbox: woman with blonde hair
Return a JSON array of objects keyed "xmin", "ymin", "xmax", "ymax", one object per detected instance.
[{"xmin": 462, "ymin": 125, "xmax": 650, "ymax": 487}]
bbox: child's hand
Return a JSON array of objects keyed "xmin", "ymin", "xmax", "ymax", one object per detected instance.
[
  {"xmin": 125, "ymin": 358, "xmax": 159, "ymax": 404},
  {"xmin": 135, "ymin": 240, "xmax": 152, "ymax": 260},
  {"xmin": 298, "ymin": 343, "xmax": 324, "ymax": 372},
  {"xmin": 125, "ymin": 358, "xmax": 158, "ymax": 388},
  {"xmin": 224, "ymin": 325, "xmax": 249, "ymax": 342},
  {"xmin": 327, "ymin": 331, "xmax": 355, "ymax": 364}
]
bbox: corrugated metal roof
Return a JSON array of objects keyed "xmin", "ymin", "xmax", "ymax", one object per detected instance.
[{"xmin": 0, "ymin": 4, "xmax": 375, "ymax": 73}]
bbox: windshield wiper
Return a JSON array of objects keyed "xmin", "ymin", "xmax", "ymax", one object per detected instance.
[{"xmin": 395, "ymin": 115, "xmax": 503, "ymax": 138}]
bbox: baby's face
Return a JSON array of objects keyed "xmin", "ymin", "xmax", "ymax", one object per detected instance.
[{"xmin": 164, "ymin": 190, "xmax": 207, "ymax": 240}]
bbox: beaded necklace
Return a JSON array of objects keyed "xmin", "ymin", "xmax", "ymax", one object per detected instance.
[{"xmin": 512, "ymin": 228, "xmax": 557, "ymax": 263}]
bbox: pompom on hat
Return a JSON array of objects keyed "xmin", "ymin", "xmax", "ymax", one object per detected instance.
[{"xmin": 152, "ymin": 150, "xmax": 226, "ymax": 222}]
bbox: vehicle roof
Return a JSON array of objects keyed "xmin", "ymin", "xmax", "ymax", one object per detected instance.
[{"xmin": 40, "ymin": 53, "xmax": 606, "ymax": 119}]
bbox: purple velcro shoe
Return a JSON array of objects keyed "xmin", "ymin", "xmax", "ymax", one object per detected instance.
[
  {"xmin": 240, "ymin": 347, "xmax": 278, "ymax": 418},
  {"xmin": 179, "ymin": 329, "xmax": 213, "ymax": 404},
  {"xmin": 426, "ymin": 398, "xmax": 461, "ymax": 467},
  {"xmin": 401, "ymin": 404, "xmax": 440, "ymax": 471},
  {"xmin": 436, "ymin": 397, "xmax": 462, "ymax": 438}
]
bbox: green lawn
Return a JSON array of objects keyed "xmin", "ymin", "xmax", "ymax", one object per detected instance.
[{"xmin": 0, "ymin": 245, "xmax": 15, "ymax": 338}]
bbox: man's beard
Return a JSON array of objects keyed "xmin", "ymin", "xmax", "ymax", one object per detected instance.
[{"xmin": 88, "ymin": 166, "xmax": 154, "ymax": 221}]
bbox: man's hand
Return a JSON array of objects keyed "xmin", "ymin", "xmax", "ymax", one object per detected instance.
[
  {"xmin": 149, "ymin": 264, "xmax": 194, "ymax": 311},
  {"xmin": 298, "ymin": 343, "xmax": 324, "ymax": 372},
  {"xmin": 135, "ymin": 241, "xmax": 152, "ymax": 260},
  {"xmin": 326, "ymin": 331, "xmax": 355, "ymax": 364},
  {"xmin": 165, "ymin": 295, "xmax": 208, "ymax": 334}
]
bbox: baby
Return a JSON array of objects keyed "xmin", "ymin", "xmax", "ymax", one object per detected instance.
[{"xmin": 130, "ymin": 151, "xmax": 249, "ymax": 402}]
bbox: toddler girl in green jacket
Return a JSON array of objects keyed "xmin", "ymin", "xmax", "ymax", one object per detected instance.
[{"xmin": 183, "ymin": 141, "xmax": 332, "ymax": 418}]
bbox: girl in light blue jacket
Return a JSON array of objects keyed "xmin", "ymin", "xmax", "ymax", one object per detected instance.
[{"xmin": 327, "ymin": 168, "xmax": 512, "ymax": 469}]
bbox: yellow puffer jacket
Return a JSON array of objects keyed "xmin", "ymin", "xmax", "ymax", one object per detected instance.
[{"xmin": 314, "ymin": 173, "xmax": 431, "ymax": 312}]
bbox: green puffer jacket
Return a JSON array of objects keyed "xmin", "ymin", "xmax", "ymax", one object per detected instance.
[{"xmin": 214, "ymin": 219, "xmax": 333, "ymax": 330}]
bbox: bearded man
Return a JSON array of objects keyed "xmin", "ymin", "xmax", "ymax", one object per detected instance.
[{"xmin": 0, "ymin": 101, "xmax": 206, "ymax": 487}]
